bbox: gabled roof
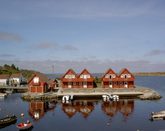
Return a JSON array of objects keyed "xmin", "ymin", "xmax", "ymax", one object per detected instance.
[
  {"xmin": 28, "ymin": 72, "xmax": 49, "ymax": 84},
  {"xmin": 47, "ymin": 79, "xmax": 58, "ymax": 85},
  {"xmin": 61, "ymin": 69, "xmax": 77, "ymax": 79},
  {"xmin": 77, "ymin": 69, "xmax": 93, "ymax": 78},
  {"xmin": 0, "ymin": 74, "xmax": 10, "ymax": 79},
  {"xmin": 118, "ymin": 68, "xmax": 134, "ymax": 78},
  {"xmin": 10, "ymin": 73, "xmax": 22, "ymax": 78},
  {"xmin": 102, "ymin": 68, "xmax": 117, "ymax": 79}
]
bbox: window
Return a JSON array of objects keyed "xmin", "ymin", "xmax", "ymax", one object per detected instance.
[
  {"xmin": 121, "ymin": 74, "xmax": 131, "ymax": 78},
  {"xmin": 65, "ymin": 75, "xmax": 75, "ymax": 79},
  {"xmin": 80, "ymin": 74, "xmax": 90, "ymax": 79},
  {"xmin": 105, "ymin": 74, "xmax": 116, "ymax": 79},
  {"xmin": 33, "ymin": 77, "xmax": 39, "ymax": 83}
]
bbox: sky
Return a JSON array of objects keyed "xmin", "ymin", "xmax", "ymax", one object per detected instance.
[{"xmin": 0, "ymin": 0, "xmax": 165, "ymax": 73}]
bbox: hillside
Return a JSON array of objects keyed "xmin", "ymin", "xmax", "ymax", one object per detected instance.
[
  {"xmin": 133, "ymin": 72, "xmax": 165, "ymax": 76},
  {"xmin": 0, "ymin": 64, "xmax": 37, "ymax": 79}
]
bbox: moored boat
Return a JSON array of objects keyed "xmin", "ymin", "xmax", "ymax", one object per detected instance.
[
  {"xmin": 150, "ymin": 110, "xmax": 165, "ymax": 121},
  {"xmin": 0, "ymin": 115, "xmax": 17, "ymax": 128},
  {"xmin": 0, "ymin": 93, "xmax": 7, "ymax": 98},
  {"xmin": 17, "ymin": 121, "xmax": 33, "ymax": 130}
]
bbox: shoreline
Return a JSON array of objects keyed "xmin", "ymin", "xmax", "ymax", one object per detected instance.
[{"xmin": 22, "ymin": 85, "xmax": 162, "ymax": 101}]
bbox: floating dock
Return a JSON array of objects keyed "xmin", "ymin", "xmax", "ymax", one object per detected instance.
[{"xmin": 22, "ymin": 86, "xmax": 161, "ymax": 101}]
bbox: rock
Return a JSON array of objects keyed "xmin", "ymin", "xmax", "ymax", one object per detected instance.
[{"xmin": 138, "ymin": 91, "xmax": 162, "ymax": 100}]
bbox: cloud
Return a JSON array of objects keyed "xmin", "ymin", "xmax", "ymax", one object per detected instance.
[
  {"xmin": 0, "ymin": 32, "xmax": 22, "ymax": 43},
  {"xmin": 145, "ymin": 49, "xmax": 165, "ymax": 56},
  {"xmin": 35, "ymin": 42, "xmax": 58, "ymax": 49},
  {"xmin": 34, "ymin": 42, "xmax": 78, "ymax": 51},
  {"xmin": 63, "ymin": 45, "xmax": 78, "ymax": 51},
  {"xmin": 0, "ymin": 54, "xmax": 15, "ymax": 58},
  {"xmin": 0, "ymin": 59, "xmax": 165, "ymax": 73}
]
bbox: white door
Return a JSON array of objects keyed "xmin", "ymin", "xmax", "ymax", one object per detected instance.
[
  {"xmin": 83, "ymin": 82, "xmax": 87, "ymax": 88},
  {"xmin": 68, "ymin": 82, "xmax": 72, "ymax": 88},
  {"xmin": 109, "ymin": 82, "xmax": 112, "ymax": 88},
  {"xmin": 124, "ymin": 82, "xmax": 128, "ymax": 88}
]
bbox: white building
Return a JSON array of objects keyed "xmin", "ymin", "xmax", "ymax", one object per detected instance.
[
  {"xmin": 9, "ymin": 73, "xmax": 26, "ymax": 86},
  {"xmin": 0, "ymin": 74, "xmax": 10, "ymax": 86}
]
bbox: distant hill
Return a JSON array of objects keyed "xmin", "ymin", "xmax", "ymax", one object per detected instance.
[
  {"xmin": 0, "ymin": 64, "xmax": 37, "ymax": 79},
  {"xmin": 133, "ymin": 72, "xmax": 165, "ymax": 76}
]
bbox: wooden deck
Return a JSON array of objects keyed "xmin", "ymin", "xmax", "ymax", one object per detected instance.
[{"xmin": 0, "ymin": 86, "xmax": 28, "ymax": 90}]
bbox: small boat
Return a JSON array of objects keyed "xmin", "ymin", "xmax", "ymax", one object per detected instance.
[
  {"xmin": 0, "ymin": 93, "xmax": 7, "ymax": 98},
  {"xmin": 17, "ymin": 121, "xmax": 33, "ymax": 130},
  {"xmin": 150, "ymin": 110, "xmax": 165, "ymax": 121},
  {"xmin": 0, "ymin": 115, "xmax": 17, "ymax": 128}
]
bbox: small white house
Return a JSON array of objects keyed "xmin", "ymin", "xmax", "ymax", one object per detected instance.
[
  {"xmin": 9, "ymin": 73, "xmax": 26, "ymax": 86},
  {"xmin": 0, "ymin": 74, "xmax": 10, "ymax": 86}
]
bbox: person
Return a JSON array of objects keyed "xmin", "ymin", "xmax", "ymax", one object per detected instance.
[{"xmin": 27, "ymin": 120, "xmax": 30, "ymax": 124}]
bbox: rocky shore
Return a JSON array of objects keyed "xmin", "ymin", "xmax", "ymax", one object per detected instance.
[{"xmin": 22, "ymin": 85, "xmax": 162, "ymax": 101}]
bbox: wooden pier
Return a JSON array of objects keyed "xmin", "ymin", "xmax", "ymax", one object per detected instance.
[{"xmin": 22, "ymin": 86, "xmax": 160, "ymax": 101}]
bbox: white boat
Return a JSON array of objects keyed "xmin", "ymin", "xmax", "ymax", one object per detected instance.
[
  {"xmin": 151, "ymin": 110, "xmax": 165, "ymax": 121},
  {"xmin": 0, "ymin": 93, "xmax": 7, "ymax": 98}
]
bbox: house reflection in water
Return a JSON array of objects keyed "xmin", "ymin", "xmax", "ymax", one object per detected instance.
[
  {"xmin": 29, "ymin": 101, "xmax": 56, "ymax": 121},
  {"xmin": 101, "ymin": 100, "xmax": 134, "ymax": 119},
  {"xmin": 62, "ymin": 101, "xmax": 95, "ymax": 118}
]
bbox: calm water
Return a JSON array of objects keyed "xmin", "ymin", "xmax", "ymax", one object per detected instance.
[{"xmin": 0, "ymin": 76, "xmax": 165, "ymax": 131}]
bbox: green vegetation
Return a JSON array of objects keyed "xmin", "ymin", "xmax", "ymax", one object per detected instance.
[
  {"xmin": 20, "ymin": 69, "xmax": 37, "ymax": 79},
  {"xmin": 0, "ymin": 64, "xmax": 20, "ymax": 74},
  {"xmin": 0, "ymin": 64, "xmax": 36, "ymax": 79}
]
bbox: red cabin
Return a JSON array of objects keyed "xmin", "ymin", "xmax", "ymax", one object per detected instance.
[
  {"xmin": 77, "ymin": 69, "xmax": 94, "ymax": 88},
  {"xmin": 28, "ymin": 72, "xmax": 49, "ymax": 93},
  {"xmin": 102, "ymin": 68, "xmax": 118, "ymax": 88},
  {"xmin": 118, "ymin": 68, "xmax": 135, "ymax": 88},
  {"xmin": 102, "ymin": 68, "xmax": 135, "ymax": 88},
  {"xmin": 61, "ymin": 69, "xmax": 78, "ymax": 88}
]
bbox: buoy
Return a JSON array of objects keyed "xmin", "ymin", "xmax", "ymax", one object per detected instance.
[{"xmin": 21, "ymin": 113, "xmax": 24, "ymax": 117}]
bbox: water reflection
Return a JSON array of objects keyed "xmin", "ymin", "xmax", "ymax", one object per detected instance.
[
  {"xmin": 62, "ymin": 101, "xmax": 95, "ymax": 118},
  {"xmin": 102, "ymin": 100, "xmax": 134, "ymax": 120},
  {"xmin": 28, "ymin": 100, "xmax": 134, "ymax": 121},
  {"xmin": 28, "ymin": 101, "xmax": 56, "ymax": 121}
]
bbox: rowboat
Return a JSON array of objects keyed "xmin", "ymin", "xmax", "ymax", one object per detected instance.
[
  {"xmin": 0, "ymin": 115, "xmax": 17, "ymax": 128},
  {"xmin": 150, "ymin": 110, "xmax": 165, "ymax": 121},
  {"xmin": 17, "ymin": 121, "xmax": 33, "ymax": 130}
]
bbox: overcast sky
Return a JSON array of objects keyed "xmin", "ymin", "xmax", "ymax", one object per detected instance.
[{"xmin": 0, "ymin": 0, "xmax": 165, "ymax": 73}]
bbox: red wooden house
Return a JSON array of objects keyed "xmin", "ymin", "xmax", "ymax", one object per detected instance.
[
  {"xmin": 77, "ymin": 69, "xmax": 94, "ymax": 88},
  {"xmin": 28, "ymin": 72, "xmax": 49, "ymax": 93},
  {"xmin": 61, "ymin": 69, "xmax": 78, "ymax": 88},
  {"xmin": 102, "ymin": 68, "xmax": 118, "ymax": 88},
  {"xmin": 118, "ymin": 68, "xmax": 135, "ymax": 88},
  {"xmin": 102, "ymin": 68, "xmax": 135, "ymax": 88}
]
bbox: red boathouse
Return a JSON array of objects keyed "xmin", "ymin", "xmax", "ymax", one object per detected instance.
[{"xmin": 28, "ymin": 72, "xmax": 49, "ymax": 93}]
